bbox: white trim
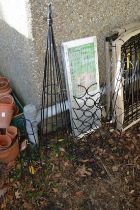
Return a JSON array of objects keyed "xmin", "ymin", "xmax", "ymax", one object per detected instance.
[{"xmin": 110, "ymin": 26, "xmax": 140, "ymax": 130}]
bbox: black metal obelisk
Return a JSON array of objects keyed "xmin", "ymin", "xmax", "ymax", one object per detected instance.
[{"xmin": 40, "ymin": 4, "xmax": 70, "ymax": 146}]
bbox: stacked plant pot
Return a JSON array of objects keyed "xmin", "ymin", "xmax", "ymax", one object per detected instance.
[{"xmin": 0, "ymin": 76, "xmax": 19, "ymax": 163}]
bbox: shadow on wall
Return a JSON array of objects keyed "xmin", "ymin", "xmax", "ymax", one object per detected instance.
[{"xmin": 0, "ymin": 7, "xmax": 42, "ymax": 106}]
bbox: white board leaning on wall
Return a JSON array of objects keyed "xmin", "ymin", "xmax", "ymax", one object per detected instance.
[{"xmin": 61, "ymin": 36, "xmax": 101, "ymax": 138}]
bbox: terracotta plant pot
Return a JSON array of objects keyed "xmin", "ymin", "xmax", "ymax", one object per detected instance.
[
  {"xmin": 0, "ymin": 95, "xmax": 15, "ymax": 128},
  {"xmin": 0, "ymin": 77, "xmax": 9, "ymax": 90},
  {"xmin": 0, "ymin": 106, "xmax": 14, "ymax": 128},
  {"xmin": 0, "ymin": 77, "xmax": 11, "ymax": 96},
  {"xmin": 0, "ymin": 88, "xmax": 12, "ymax": 97},
  {"xmin": 6, "ymin": 126, "xmax": 17, "ymax": 141},
  {"xmin": 0, "ymin": 95, "xmax": 14, "ymax": 106},
  {"xmin": 0, "ymin": 135, "xmax": 12, "ymax": 150},
  {"xmin": 0, "ymin": 139, "xmax": 19, "ymax": 163},
  {"xmin": 2, "ymin": 95, "xmax": 19, "ymax": 116}
]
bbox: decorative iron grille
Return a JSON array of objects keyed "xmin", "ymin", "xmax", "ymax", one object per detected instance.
[{"xmin": 122, "ymin": 33, "xmax": 140, "ymax": 127}]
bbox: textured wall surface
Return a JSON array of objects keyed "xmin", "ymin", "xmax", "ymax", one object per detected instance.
[
  {"xmin": 0, "ymin": 0, "xmax": 140, "ymax": 106},
  {"xmin": 30, "ymin": 0, "xmax": 140, "ymax": 106},
  {"xmin": 0, "ymin": 0, "xmax": 40, "ymax": 105}
]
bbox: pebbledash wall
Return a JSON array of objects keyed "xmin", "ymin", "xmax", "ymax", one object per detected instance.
[{"xmin": 0, "ymin": 0, "xmax": 140, "ymax": 107}]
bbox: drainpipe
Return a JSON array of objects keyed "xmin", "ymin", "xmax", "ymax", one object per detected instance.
[{"xmin": 105, "ymin": 40, "xmax": 111, "ymax": 119}]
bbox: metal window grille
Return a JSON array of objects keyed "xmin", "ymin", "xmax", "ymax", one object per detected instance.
[{"xmin": 122, "ymin": 33, "xmax": 140, "ymax": 127}]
